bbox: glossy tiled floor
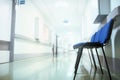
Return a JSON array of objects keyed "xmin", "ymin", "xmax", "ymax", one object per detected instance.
[{"xmin": 0, "ymin": 53, "xmax": 120, "ymax": 80}]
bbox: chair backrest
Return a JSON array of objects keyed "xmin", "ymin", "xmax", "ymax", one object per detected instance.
[
  {"xmin": 99, "ymin": 19, "xmax": 114, "ymax": 44},
  {"xmin": 90, "ymin": 32, "xmax": 96, "ymax": 42},
  {"xmin": 93, "ymin": 19, "xmax": 114, "ymax": 44},
  {"xmin": 73, "ymin": 19, "xmax": 114, "ymax": 49},
  {"xmin": 94, "ymin": 31, "xmax": 100, "ymax": 42}
]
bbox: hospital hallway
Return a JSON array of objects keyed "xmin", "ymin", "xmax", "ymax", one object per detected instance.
[
  {"xmin": 1, "ymin": 0, "xmax": 120, "ymax": 80},
  {"xmin": 0, "ymin": 52, "xmax": 120, "ymax": 80}
]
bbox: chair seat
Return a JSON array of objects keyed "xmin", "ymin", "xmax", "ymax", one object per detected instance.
[
  {"xmin": 73, "ymin": 42, "xmax": 103, "ymax": 49},
  {"xmin": 73, "ymin": 42, "xmax": 86, "ymax": 49}
]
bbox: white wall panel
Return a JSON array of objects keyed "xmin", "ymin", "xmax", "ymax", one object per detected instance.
[
  {"xmin": 0, "ymin": 0, "xmax": 12, "ymax": 63},
  {"xmin": 0, "ymin": 51, "xmax": 9, "ymax": 63},
  {"xmin": 0, "ymin": 0, "xmax": 12, "ymax": 41}
]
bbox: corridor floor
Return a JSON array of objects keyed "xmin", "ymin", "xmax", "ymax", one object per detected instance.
[{"xmin": 0, "ymin": 53, "xmax": 120, "ymax": 80}]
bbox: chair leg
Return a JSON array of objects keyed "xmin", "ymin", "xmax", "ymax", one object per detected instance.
[
  {"xmin": 95, "ymin": 48, "xmax": 104, "ymax": 74},
  {"xmin": 73, "ymin": 48, "xmax": 83, "ymax": 80},
  {"xmin": 101, "ymin": 47, "xmax": 112, "ymax": 80},
  {"xmin": 90, "ymin": 49, "xmax": 97, "ymax": 70}
]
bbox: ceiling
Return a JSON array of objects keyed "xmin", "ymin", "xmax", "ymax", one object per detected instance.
[{"xmin": 31, "ymin": 0, "xmax": 89, "ymax": 36}]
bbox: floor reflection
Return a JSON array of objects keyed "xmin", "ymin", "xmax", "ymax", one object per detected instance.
[
  {"xmin": 0, "ymin": 53, "xmax": 120, "ymax": 80},
  {"xmin": 76, "ymin": 64, "xmax": 120, "ymax": 80}
]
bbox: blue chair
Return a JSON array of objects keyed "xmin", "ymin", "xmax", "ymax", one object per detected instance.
[
  {"xmin": 73, "ymin": 32, "xmax": 103, "ymax": 80},
  {"xmin": 73, "ymin": 19, "xmax": 114, "ymax": 80}
]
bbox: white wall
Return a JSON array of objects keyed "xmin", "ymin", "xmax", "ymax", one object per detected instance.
[
  {"xmin": 111, "ymin": 0, "xmax": 120, "ymax": 11},
  {"xmin": 0, "ymin": 51, "xmax": 9, "ymax": 63},
  {"xmin": 82, "ymin": 0, "xmax": 99, "ymax": 40},
  {"xmin": 15, "ymin": 0, "xmax": 44, "ymax": 39},
  {"xmin": 14, "ymin": 0, "xmax": 53, "ymax": 60},
  {"xmin": 0, "ymin": 0, "xmax": 12, "ymax": 41},
  {"xmin": 0, "ymin": 0, "xmax": 12, "ymax": 63},
  {"xmin": 110, "ymin": 0, "xmax": 120, "ymax": 59}
]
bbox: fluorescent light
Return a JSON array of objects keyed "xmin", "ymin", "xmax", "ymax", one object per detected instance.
[
  {"xmin": 63, "ymin": 20, "xmax": 69, "ymax": 23},
  {"xmin": 63, "ymin": 20, "xmax": 71, "ymax": 26}
]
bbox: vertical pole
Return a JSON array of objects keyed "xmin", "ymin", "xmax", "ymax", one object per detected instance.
[
  {"xmin": 9, "ymin": 0, "xmax": 16, "ymax": 62},
  {"xmin": 56, "ymin": 35, "xmax": 58, "ymax": 57},
  {"xmin": 52, "ymin": 44, "xmax": 54, "ymax": 57}
]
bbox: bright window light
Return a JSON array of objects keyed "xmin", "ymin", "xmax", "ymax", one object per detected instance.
[{"xmin": 55, "ymin": 1, "xmax": 68, "ymax": 8}]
